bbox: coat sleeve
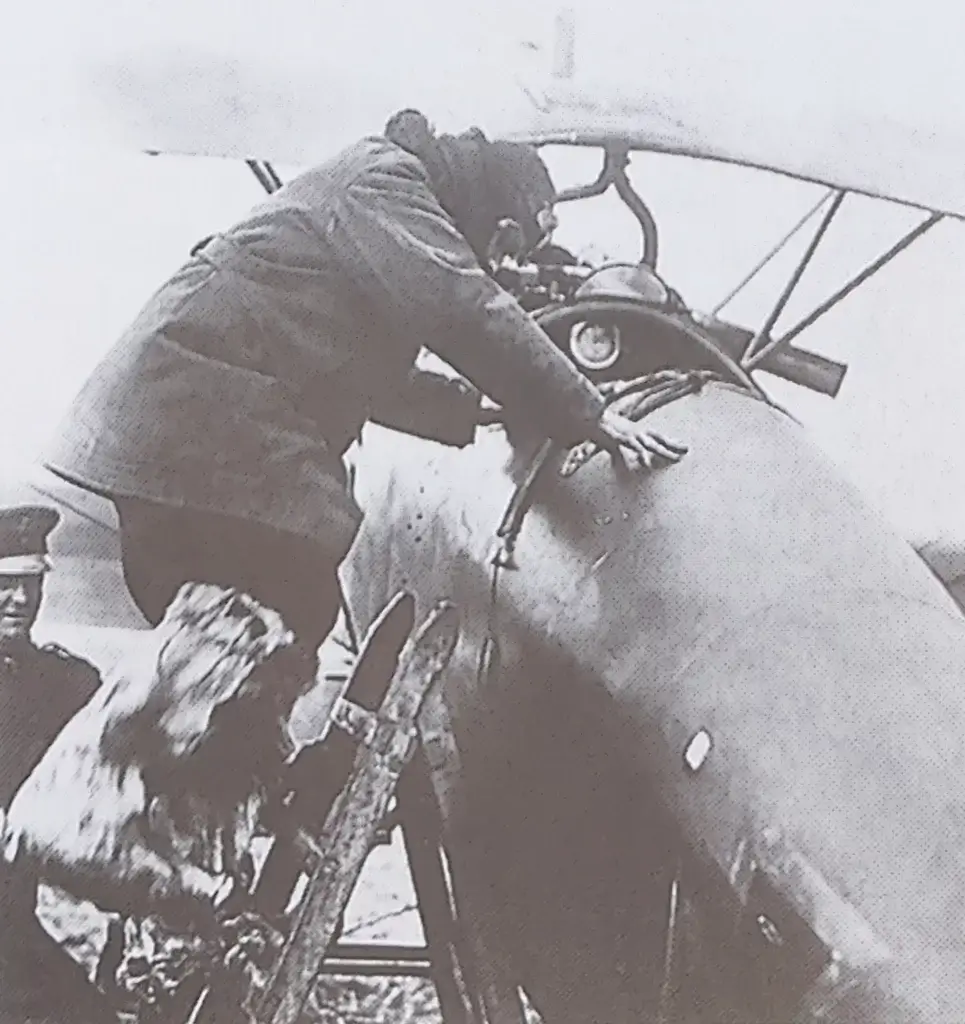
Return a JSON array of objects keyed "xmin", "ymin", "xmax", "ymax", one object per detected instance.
[
  {"xmin": 327, "ymin": 157, "xmax": 606, "ymax": 446},
  {"xmin": 42, "ymin": 645, "xmax": 102, "ymax": 707},
  {"xmin": 370, "ymin": 368, "xmax": 482, "ymax": 448}
]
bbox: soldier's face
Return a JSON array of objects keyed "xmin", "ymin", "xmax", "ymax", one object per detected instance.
[{"xmin": 0, "ymin": 574, "xmax": 42, "ymax": 643}]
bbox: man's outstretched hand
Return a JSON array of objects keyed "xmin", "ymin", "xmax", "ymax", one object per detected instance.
[
  {"xmin": 472, "ymin": 394, "xmax": 689, "ymax": 471},
  {"xmin": 592, "ymin": 408, "xmax": 688, "ymax": 469}
]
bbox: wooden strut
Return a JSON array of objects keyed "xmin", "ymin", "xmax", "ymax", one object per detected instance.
[{"xmin": 236, "ymin": 589, "xmax": 525, "ymax": 1024}]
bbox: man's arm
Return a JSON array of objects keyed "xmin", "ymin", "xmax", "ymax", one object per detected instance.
[
  {"xmin": 370, "ymin": 367, "xmax": 483, "ymax": 447},
  {"xmin": 327, "ymin": 154, "xmax": 606, "ymax": 447},
  {"xmin": 41, "ymin": 643, "xmax": 102, "ymax": 707}
]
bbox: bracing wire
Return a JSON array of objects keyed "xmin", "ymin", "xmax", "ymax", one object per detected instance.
[{"xmin": 710, "ymin": 188, "xmax": 837, "ymax": 317}]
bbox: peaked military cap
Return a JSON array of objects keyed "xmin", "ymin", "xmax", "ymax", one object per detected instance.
[{"xmin": 0, "ymin": 505, "xmax": 60, "ymax": 576}]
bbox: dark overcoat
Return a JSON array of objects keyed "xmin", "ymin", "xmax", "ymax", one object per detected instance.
[
  {"xmin": 45, "ymin": 137, "xmax": 604, "ymax": 562},
  {"xmin": 0, "ymin": 642, "xmax": 110, "ymax": 1024}
]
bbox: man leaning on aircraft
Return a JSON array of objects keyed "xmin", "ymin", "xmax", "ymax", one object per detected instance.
[
  {"xmin": 44, "ymin": 106, "xmax": 686, "ymax": 671},
  {"xmin": 39, "ymin": 110, "xmax": 688, "ymax": 916},
  {"xmin": 0, "ymin": 110, "xmax": 692, "ymax": 1019}
]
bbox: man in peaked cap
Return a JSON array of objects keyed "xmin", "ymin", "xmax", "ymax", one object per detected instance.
[{"xmin": 0, "ymin": 505, "xmax": 116, "ymax": 1023}]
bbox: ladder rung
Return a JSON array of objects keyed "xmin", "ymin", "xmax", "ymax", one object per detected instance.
[
  {"xmin": 316, "ymin": 959, "xmax": 432, "ymax": 978},
  {"xmin": 328, "ymin": 943, "xmax": 430, "ymax": 961},
  {"xmin": 319, "ymin": 943, "xmax": 433, "ymax": 976}
]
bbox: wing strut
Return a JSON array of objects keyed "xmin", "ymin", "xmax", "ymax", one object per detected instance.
[
  {"xmin": 247, "ymin": 159, "xmax": 284, "ymax": 194},
  {"xmin": 742, "ymin": 191, "xmax": 846, "ymax": 367},
  {"xmin": 743, "ymin": 204, "xmax": 943, "ymax": 375},
  {"xmin": 768, "ymin": 213, "xmax": 944, "ymax": 351}
]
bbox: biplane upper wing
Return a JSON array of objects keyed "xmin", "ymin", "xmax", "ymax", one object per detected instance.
[{"xmin": 3, "ymin": 0, "xmax": 964, "ymax": 218}]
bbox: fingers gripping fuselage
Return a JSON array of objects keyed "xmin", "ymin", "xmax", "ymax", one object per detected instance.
[{"xmin": 341, "ymin": 383, "xmax": 965, "ymax": 1024}]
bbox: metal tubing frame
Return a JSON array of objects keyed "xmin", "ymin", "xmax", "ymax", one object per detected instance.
[
  {"xmin": 553, "ymin": 144, "xmax": 660, "ymax": 266},
  {"xmin": 742, "ymin": 190, "xmax": 846, "ymax": 366},
  {"xmin": 264, "ymin": 162, "xmax": 284, "ymax": 191},
  {"xmin": 247, "ymin": 159, "xmax": 283, "ymax": 194},
  {"xmin": 771, "ymin": 212, "xmax": 944, "ymax": 349},
  {"xmin": 742, "ymin": 200, "xmax": 941, "ymax": 374},
  {"xmin": 242, "ymin": 147, "xmax": 941, "ymax": 398},
  {"xmin": 710, "ymin": 189, "xmax": 837, "ymax": 318},
  {"xmin": 536, "ymin": 147, "xmax": 942, "ymax": 381},
  {"xmin": 613, "ymin": 152, "xmax": 660, "ymax": 267},
  {"xmin": 553, "ymin": 151, "xmax": 616, "ymax": 203}
]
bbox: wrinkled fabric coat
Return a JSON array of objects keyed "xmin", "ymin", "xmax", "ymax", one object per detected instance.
[
  {"xmin": 45, "ymin": 137, "xmax": 604, "ymax": 562},
  {"xmin": 0, "ymin": 642, "xmax": 111, "ymax": 1024}
]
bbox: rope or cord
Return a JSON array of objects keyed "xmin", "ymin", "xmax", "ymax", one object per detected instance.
[
  {"xmin": 489, "ymin": 369, "xmax": 734, "ymax": 576},
  {"xmin": 479, "ymin": 370, "xmax": 724, "ymax": 691},
  {"xmin": 559, "ymin": 370, "xmax": 718, "ymax": 479}
]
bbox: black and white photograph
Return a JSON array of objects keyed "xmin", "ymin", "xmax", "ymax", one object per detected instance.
[{"xmin": 1, "ymin": 2, "xmax": 963, "ymax": 1021}]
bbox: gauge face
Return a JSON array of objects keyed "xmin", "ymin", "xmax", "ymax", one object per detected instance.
[{"xmin": 569, "ymin": 322, "xmax": 622, "ymax": 371}]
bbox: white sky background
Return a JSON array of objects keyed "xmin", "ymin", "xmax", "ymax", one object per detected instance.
[{"xmin": 2, "ymin": 0, "xmax": 965, "ymax": 549}]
